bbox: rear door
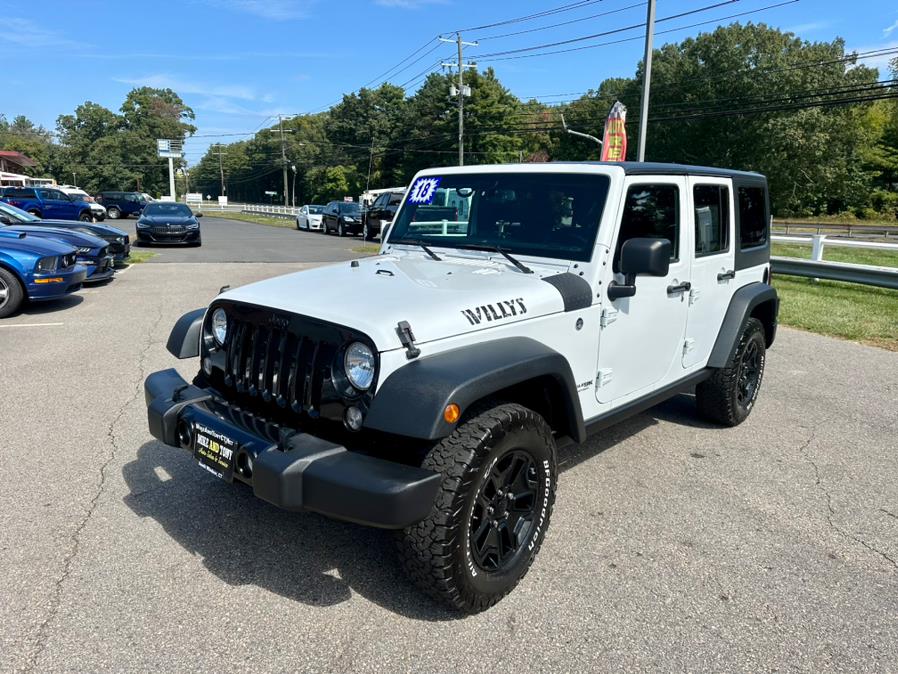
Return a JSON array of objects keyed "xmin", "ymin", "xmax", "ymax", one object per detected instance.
[
  {"xmin": 596, "ymin": 176, "xmax": 690, "ymax": 403},
  {"xmin": 683, "ymin": 177, "xmax": 736, "ymax": 368}
]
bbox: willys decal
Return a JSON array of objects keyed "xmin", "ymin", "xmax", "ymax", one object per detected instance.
[{"xmin": 461, "ymin": 298, "xmax": 527, "ymax": 326}]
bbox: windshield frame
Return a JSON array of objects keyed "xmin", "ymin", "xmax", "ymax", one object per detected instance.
[{"xmin": 387, "ymin": 171, "xmax": 611, "ymax": 263}]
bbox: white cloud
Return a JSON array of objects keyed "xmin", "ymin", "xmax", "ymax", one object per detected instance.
[
  {"xmin": 2, "ymin": 18, "xmax": 83, "ymax": 48},
  {"xmin": 375, "ymin": 0, "xmax": 447, "ymax": 8},
  {"xmin": 193, "ymin": 97, "xmax": 288, "ymax": 118},
  {"xmin": 884, "ymin": 19, "xmax": 898, "ymax": 37},
  {"xmin": 785, "ymin": 21, "xmax": 831, "ymax": 35},
  {"xmin": 114, "ymin": 74, "xmax": 257, "ymax": 100},
  {"xmin": 210, "ymin": 0, "xmax": 316, "ymax": 20}
]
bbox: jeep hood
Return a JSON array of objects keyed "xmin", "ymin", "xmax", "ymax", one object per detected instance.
[{"xmin": 220, "ymin": 253, "xmax": 576, "ymax": 351}]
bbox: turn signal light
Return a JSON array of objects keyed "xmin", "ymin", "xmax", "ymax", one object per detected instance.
[
  {"xmin": 34, "ymin": 277, "xmax": 64, "ymax": 284},
  {"xmin": 444, "ymin": 403, "xmax": 461, "ymax": 424}
]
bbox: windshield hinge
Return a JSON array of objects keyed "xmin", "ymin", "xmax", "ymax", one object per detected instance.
[
  {"xmin": 396, "ymin": 321, "xmax": 421, "ymax": 360},
  {"xmin": 600, "ymin": 308, "xmax": 618, "ymax": 328}
]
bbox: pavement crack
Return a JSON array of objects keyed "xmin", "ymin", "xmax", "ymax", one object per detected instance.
[
  {"xmin": 22, "ymin": 301, "xmax": 166, "ymax": 672},
  {"xmin": 797, "ymin": 430, "xmax": 898, "ymax": 571},
  {"xmin": 880, "ymin": 508, "xmax": 898, "ymax": 522}
]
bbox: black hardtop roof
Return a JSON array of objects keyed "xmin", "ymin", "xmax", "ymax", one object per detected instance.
[{"xmin": 553, "ymin": 161, "xmax": 766, "ymax": 180}]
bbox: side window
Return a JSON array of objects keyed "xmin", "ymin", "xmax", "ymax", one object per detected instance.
[
  {"xmin": 373, "ymin": 195, "xmax": 387, "ymax": 209},
  {"xmin": 388, "ymin": 193, "xmax": 403, "ymax": 206},
  {"xmin": 738, "ymin": 186, "xmax": 768, "ymax": 249},
  {"xmin": 693, "ymin": 184, "xmax": 729, "ymax": 256},
  {"xmin": 615, "ymin": 183, "xmax": 679, "ymax": 270}
]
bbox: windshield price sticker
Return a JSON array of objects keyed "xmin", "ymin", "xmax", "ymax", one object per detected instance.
[{"xmin": 408, "ymin": 177, "xmax": 441, "ymax": 205}]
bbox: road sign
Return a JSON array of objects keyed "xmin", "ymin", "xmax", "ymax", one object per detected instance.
[
  {"xmin": 264, "ymin": 191, "xmax": 277, "ymax": 196},
  {"xmin": 157, "ymin": 139, "xmax": 183, "ymax": 159}
]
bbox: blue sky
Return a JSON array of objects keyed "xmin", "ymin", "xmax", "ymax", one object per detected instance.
[{"xmin": 2, "ymin": 0, "xmax": 896, "ymax": 165}]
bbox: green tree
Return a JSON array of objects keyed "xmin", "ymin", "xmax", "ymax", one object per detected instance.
[{"xmin": 0, "ymin": 114, "xmax": 55, "ymax": 175}]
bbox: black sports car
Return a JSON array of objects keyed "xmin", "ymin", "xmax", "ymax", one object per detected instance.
[
  {"xmin": 0, "ymin": 201, "xmax": 131, "ymax": 262},
  {"xmin": 135, "ymin": 203, "xmax": 202, "ymax": 246}
]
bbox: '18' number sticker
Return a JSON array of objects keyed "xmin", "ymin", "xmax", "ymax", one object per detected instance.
[{"xmin": 407, "ymin": 177, "xmax": 441, "ymax": 205}]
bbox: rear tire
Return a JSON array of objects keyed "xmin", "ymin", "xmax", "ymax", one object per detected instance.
[
  {"xmin": 27, "ymin": 209, "xmax": 41, "ymax": 218},
  {"xmin": 696, "ymin": 317, "xmax": 766, "ymax": 426},
  {"xmin": 107, "ymin": 206, "xmax": 121, "ymax": 219},
  {"xmin": 0, "ymin": 268, "xmax": 25, "ymax": 318},
  {"xmin": 396, "ymin": 403, "xmax": 557, "ymax": 614}
]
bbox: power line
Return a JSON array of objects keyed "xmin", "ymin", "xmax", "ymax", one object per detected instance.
[
  {"xmin": 477, "ymin": 1, "xmax": 649, "ymax": 41},
  {"xmin": 450, "ymin": 0, "xmax": 605, "ymax": 34},
  {"xmin": 477, "ymin": 0, "xmax": 799, "ymax": 62}
]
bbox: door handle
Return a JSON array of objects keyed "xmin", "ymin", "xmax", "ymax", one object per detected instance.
[
  {"xmin": 717, "ymin": 270, "xmax": 736, "ymax": 281},
  {"xmin": 667, "ymin": 281, "xmax": 691, "ymax": 295}
]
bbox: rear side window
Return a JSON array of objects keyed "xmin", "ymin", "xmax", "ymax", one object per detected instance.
[
  {"xmin": 693, "ymin": 184, "xmax": 729, "ymax": 256},
  {"xmin": 615, "ymin": 184, "xmax": 680, "ymax": 270},
  {"xmin": 738, "ymin": 186, "xmax": 768, "ymax": 249},
  {"xmin": 388, "ymin": 193, "xmax": 403, "ymax": 206}
]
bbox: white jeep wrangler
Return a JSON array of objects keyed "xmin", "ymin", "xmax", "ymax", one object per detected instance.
[{"xmin": 145, "ymin": 162, "xmax": 778, "ymax": 613}]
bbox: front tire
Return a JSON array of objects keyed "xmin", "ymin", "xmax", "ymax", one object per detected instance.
[
  {"xmin": 0, "ymin": 268, "xmax": 25, "ymax": 318},
  {"xmin": 27, "ymin": 209, "xmax": 41, "ymax": 218},
  {"xmin": 397, "ymin": 403, "xmax": 557, "ymax": 614},
  {"xmin": 79, "ymin": 212, "xmax": 92, "ymax": 222},
  {"xmin": 696, "ymin": 317, "xmax": 766, "ymax": 426},
  {"xmin": 337, "ymin": 221, "xmax": 345, "ymax": 237}
]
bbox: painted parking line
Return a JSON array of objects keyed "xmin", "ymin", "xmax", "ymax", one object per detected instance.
[{"xmin": 0, "ymin": 322, "xmax": 65, "ymax": 328}]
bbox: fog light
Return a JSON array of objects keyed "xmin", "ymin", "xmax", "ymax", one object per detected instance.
[{"xmin": 344, "ymin": 406, "xmax": 363, "ymax": 431}]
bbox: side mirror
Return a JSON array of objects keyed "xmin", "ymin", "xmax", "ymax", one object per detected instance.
[
  {"xmin": 608, "ymin": 237, "xmax": 671, "ymax": 301},
  {"xmin": 195, "ymin": 212, "xmax": 203, "ymax": 218},
  {"xmin": 0, "ymin": 215, "xmax": 12, "ymax": 224}
]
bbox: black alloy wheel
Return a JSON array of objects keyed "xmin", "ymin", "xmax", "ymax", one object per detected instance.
[
  {"xmin": 736, "ymin": 339, "xmax": 762, "ymax": 406},
  {"xmin": 469, "ymin": 450, "xmax": 540, "ymax": 573}
]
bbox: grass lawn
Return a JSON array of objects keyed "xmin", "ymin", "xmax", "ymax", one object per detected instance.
[
  {"xmin": 122, "ymin": 250, "xmax": 157, "ymax": 264},
  {"xmin": 772, "ymin": 243, "xmax": 898, "ymax": 268},
  {"xmin": 773, "ymin": 276, "xmax": 898, "ymax": 351},
  {"xmin": 352, "ymin": 244, "xmax": 380, "ymax": 254},
  {"xmin": 205, "ymin": 211, "xmax": 296, "ymax": 228}
]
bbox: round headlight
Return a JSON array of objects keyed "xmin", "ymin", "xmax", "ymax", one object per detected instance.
[
  {"xmin": 211, "ymin": 308, "xmax": 228, "ymax": 346},
  {"xmin": 344, "ymin": 342, "xmax": 375, "ymax": 390}
]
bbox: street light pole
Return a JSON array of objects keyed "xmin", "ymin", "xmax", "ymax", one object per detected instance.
[
  {"xmin": 279, "ymin": 115, "xmax": 289, "ymax": 207},
  {"xmin": 636, "ymin": 0, "xmax": 657, "ymax": 162}
]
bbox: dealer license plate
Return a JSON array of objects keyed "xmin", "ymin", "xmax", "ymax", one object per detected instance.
[{"xmin": 193, "ymin": 422, "xmax": 237, "ymax": 482}]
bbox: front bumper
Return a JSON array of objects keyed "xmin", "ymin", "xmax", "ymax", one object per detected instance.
[
  {"xmin": 27, "ymin": 265, "xmax": 87, "ymax": 300},
  {"xmin": 144, "ymin": 368, "xmax": 441, "ymax": 529},
  {"xmin": 82, "ymin": 256, "xmax": 115, "ymax": 282},
  {"xmin": 136, "ymin": 228, "xmax": 200, "ymax": 244}
]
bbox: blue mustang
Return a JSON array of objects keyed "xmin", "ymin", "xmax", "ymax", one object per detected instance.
[
  {"xmin": 0, "ymin": 214, "xmax": 115, "ymax": 284},
  {"xmin": 0, "ymin": 230, "xmax": 87, "ymax": 318},
  {"xmin": 0, "ymin": 202, "xmax": 131, "ymax": 263}
]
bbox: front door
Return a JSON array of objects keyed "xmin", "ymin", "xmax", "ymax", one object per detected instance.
[
  {"xmin": 596, "ymin": 177, "xmax": 690, "ymax": 404},
  {"xmin": 683, "ymin": 178, "xmax": 737, "ymax": 368}
]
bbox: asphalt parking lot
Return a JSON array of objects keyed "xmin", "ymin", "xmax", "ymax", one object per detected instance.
[{"xmin": 1, "ymin": 217, "xmax": 897, "ymax": 672}]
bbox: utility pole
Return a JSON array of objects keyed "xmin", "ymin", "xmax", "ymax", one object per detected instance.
[
  {"xmin": 636, "ymin": 0, "xmax": 657, "ymax": 162},
  {"xmin": 279, "ymin": 115, "xmax": 289, "ymax": 207},
  {"xmin": 265, "ymin": 117, "xmax": 294, "ymax": 206},
  {"xmin": 213, "ymin": 144, "xmax": 227, "ymax": 196},
  {"xmin": 440, "ymin": 33, "xmax": 477, "ymax": 166}
]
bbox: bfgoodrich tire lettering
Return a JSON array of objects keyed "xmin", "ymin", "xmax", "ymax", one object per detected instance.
[
  {"xmin": 696, "ymin": 317, "xmax": 766, "ymax": 426},
  {"xmin": 397, "ymin": 403, "xmax": 557, "ymax": 613}
]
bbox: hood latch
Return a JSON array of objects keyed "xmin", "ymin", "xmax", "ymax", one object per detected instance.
[{"xmin": 396, "ymin": 321, "xmax": 421, "ymax": 360}]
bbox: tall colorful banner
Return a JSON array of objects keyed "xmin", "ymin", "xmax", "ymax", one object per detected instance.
[{"xmin": 600, "ymin": 102, "xmax": 628, "ymax": 162}]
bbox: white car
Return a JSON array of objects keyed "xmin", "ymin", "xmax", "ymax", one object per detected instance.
[
  {"xmin": 58, "ymin": 186, "xmax": 107, "ymax": 222},
  {"xmin": 147, "ymin": 162, "xmax": 778, "ymax": 614},
  {"xmin": 295, "ymin": 204, "xmax": 325, "ymax": 231}
]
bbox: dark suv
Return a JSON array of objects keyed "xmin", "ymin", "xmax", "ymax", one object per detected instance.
[
  {"xmin": 95, "ymin": 191, "xmax": 146, "ymax": 219},
  {"xmin": 322, "ymin": 201, "xmax": 363, "ymax": 236},
  {"xmin": 363, "ymin": 190, "xmax": 404, "ymax": 240}
]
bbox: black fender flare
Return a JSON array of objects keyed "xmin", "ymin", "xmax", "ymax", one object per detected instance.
[
  {"xmin": 364, "ymin": 337, "xmax": 586, "ymax": 442},
  {"xmin": 708, "ymin": 282, "xmax": 779, "ymax": 368},
  {"xmin": 166, "ymin": 308, "xmax": 206, "ymax": 358}
]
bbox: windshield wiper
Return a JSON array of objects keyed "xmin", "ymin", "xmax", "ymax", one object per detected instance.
[
  {"xmin": 392, "ymin": 238, "xmax": 441, "ymax": 261},
  {"xmin": 452, "ymin": 243, "xmax": 533, "ymax": 274}
]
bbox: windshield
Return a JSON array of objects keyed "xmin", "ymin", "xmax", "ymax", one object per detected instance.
[
  {"xmin": 389, "ymin": 172, "xmax": 611, "ymax": 262},
  {"xmin": 0, "ymin": 201, "xmax": 39, "ymax": 223},
  {"xmin": 143, "ymin": 203, "xmax": 193, "ymax": 217},
  {"xmin": 339, "ymin": 203, "xmax": 361, "ymax": 214},
  {"xmin": 308, "ymin": 205, "xmax": 325, "ymax": 214}
]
